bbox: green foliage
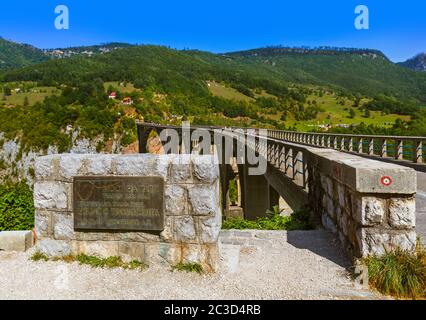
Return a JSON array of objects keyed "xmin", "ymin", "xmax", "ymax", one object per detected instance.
[
  {"xmin": 363, "ymin": 108, "xmax": 371, "ymax": 118},
  {"xmin": 30, "ymin": 253, "xmax": 147, "ymax": 269},
  {"xmin": 365, "ymin": 95, "xmax": 418, "ymax": 116},
  {"xmin": 31, "ymin": 251, "xmax": 49, "ymax": 262},
  {"xmin": 228, "ymin": 179, "xmax": 238, "ymax": 205},
  {"xmin": 0, "ymin": 182, "xmax": 34, "ymax": 231},
  {"xmin": 3, "ymin": 86, "xmax": 11, "ymax": 96},
  {"xmin": 231, "ymin": 83, "xmax": 254, "ymax": 98},
  {"xmin": 363, "ymin": 243, "xmax": 426, "ymax": 299},
  {"xmin": 65, "ymin": 254, "xmax": 146, "ymax": 269},
  {"xmin": 222, "ymin": 206, "xmax": 314, "ymax": 231},
  {"xmin": 172, "ymin": 262, "xmax": 203, "ymax": 274},
  {"xmin": 0, "ymin": 37, "xmax": 49, "ymax": 70}
]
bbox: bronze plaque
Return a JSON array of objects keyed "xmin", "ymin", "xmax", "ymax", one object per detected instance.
[{"xmin": 73, "ymin": 176, "xmax": 164, "ymax": 231}]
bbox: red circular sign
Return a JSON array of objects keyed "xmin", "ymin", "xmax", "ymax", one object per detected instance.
[{"xmin": 381, "ymin": 176, "xmax": 393, "ymax": 186}]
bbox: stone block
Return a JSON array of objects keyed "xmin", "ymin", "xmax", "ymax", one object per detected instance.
[
  {"xmin": 160, "ymin": 217, "xmax": 174, "ymax": 242},
  {"xmin": 352, "ymin": 196, "xmax": 385, "ymax": 226},
  {"xmin": 337, "ymin": 184, "xmax": 346, "ymax": 207},
  {"xmin": 182, "ymin": 244, "xmax": 219, "ymax": 272},
  {"xmin": 34, "ymin": 210, "xmax": 52, "ymax": 238},
  {"xmin": 37, "ymin": 239, "xmax": 71, "ymax": 257},
  {"xmin": 192, "ymin": 156, "xmax": 219, "ymax": 183},
  {"xmin": 188, "ymin": 183, "xmax": 220, "ymax": 216},
  {"xmin": 34, "ymin": 182, "xmax": 71, "ymax": 210},
  {"xmin": 0, "ymin": 231, "xmax": 33, "ymax": 252},
  {"xmin": 35, "ymin": 155, "xmax": 58, "ymax": 181},
  {"xmin": 198, "ymin": 213, "xmax": 222, "ymax": 244},
  {"xmin": 390, "ymin": 231, "xmax": 417, "ymax": 252},
  {"xmin": 53, "ymin": 213, "xmax": 74, "ymax": 240},
  {"xmin": 310, "ymin": 149, "xmax": 417, "ymax": 194},
  {"xmin": 356, "ymin": 228, "xmax": 417, "ymax": 257},
  {"xmin": 169, "ymin": 154, "xmax": 192, "ymax": 183},
  {"xmin": 75, "ymin": 241, "xmax": 119, "ymax": 257},
  {"xmin": 85, "ymin": 155, "xmax": 114, "ymax": 175},
  {"xmin": 174, "ymin": 216, "xmax": 197, "ymax": 242},
  {"xmin": 321, "ymin": 213, "xmax": 337, "ymax": 233},
  {"xmin": 114, "ymin": 154, "xmax": 168, "ymax": 178},
  {"xmin": 119, "ymin": 232, "xmax": 160, "ymax": 242},
  {"xmin": 74, "ymin": 232, "xmax": 120, "ymax": 242},
  {"xmin": 118, "ymin": 242, "xmax": 145, "ymax": 262},
  {"xmin": 164, "ymin": 185, "xmax": 186, "ymax": 215},
  {"xmin": 58, "ymin": 154, "xmax": 86, "ymax": 181},
  {"xmin": 388, "ymin": 198, "xmax": 416, "ymax": 229},
  {"xmin": 156, "ymin": 243, "xmax": 182, "ymax": 266},
  {"xmin": 326, "ymin": 196, "xmax": 335, "ymax": 219}
]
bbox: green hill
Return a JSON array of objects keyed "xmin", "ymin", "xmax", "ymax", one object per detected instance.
[{"xmin": 0, "ymin": 38, "xmax": 49, "ymax": 69}]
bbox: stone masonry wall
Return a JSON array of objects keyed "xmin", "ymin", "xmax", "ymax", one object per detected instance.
[
  {"xmin": 307, "ymin": 149, "xmax": 417, "ymax": 259},
  {"xmin": 34, "ymin": 154, "xmax": 222, "ymax": 272}
]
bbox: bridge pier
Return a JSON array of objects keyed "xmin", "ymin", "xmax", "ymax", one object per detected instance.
[{"xmin": 241, "ymin": 163, "xmax": 279, "ymax": 219}]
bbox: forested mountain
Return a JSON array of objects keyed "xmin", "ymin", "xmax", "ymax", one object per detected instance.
[
  {"xmin": 1, "ymin": 44, "xmax": 426, "ymax": 103},
  {"xmin": 398, "ymin": 53, "xmax": 426, "ymax": 72},
  {"xmin": 0, "ymin": 38, "xmax": 49, "ymax": 69},
  {"xmin": 226, "ymin": 47, "xmax": 426, "ymax": 103},
  {"xmin": 1, "ymin": 40, "xmax": 426, "ymax": 158}
]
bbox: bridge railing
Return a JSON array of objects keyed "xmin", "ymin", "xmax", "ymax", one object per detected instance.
[{"xmin": 267, "ymin": 130, "xmax": 426, "ymax": 165}]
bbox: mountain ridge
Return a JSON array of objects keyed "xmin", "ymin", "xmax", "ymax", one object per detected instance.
[{"xmin": 398, "ymin": 53, "xmax": 426, "ymax": 72}]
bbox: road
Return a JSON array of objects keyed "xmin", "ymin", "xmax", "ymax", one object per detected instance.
[{"xmin": 416, "ymin": 172, "xmax": 426, "ymax": 244}]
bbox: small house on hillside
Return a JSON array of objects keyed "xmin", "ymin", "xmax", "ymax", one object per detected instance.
[{"xmin": 108, "ymin": 92, "xmax": 117, "ymax": 99}]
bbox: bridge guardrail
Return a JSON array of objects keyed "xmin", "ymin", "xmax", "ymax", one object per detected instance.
[{"xmin": 267, "ymin": 129, "xmax": 426, "ymax": 166}]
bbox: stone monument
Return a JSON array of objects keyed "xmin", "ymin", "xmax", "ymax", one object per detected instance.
[{"xmin": 34, "ymin": 154, "xmax": 222, "ymax": 272}]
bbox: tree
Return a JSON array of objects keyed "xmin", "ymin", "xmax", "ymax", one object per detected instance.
[
  {"xmin": 23, "ymin": 96, "xmax": 29, "ymax": 106},
  {"xmin": 363, "ymin": 108, "xmax": 371, "ymax": 118},
  {"xmin": 3, "ymin": 86, "xmax": 11, "ymax": 96},
  {"xmin": 349, "ymin": 108, "xmax": 356, "ymax": 119},
  {"xmin": 353, "ymin": 94, "xmax": 362, "ymax": 108}
]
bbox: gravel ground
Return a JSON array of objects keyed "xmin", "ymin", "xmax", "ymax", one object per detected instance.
[{"xmin": 0, "ymin": 230, "xmax": 382, "ymax": 300}]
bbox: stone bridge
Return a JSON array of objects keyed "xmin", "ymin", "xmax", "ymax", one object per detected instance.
[{"xmin": 137, "ymin": 123, "xmax": 422, "ymax": 259}]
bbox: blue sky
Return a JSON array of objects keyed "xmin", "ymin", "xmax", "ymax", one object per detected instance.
[{"xmin": 0, "ymin": 0, "xmax": 424, "ymax": 62}]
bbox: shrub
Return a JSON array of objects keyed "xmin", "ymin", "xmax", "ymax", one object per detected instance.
[
  {"xmin": 0, "ymin": 182, "xmax": 35, "ymax": 231},
  {"xmin": 222, "ymin": 206, "xmax": 314, "ymax": 231},
  {"xmin": 172, "ymin": 262, "xmax": 203, "ymax": 274},
  {"xmin": 76, "ymin": 254, "xmax": 146, "ymax": 269},
  {"xmin": 32, "ymin": 253, "xmax": 147, "ymax": 270},
  {"xmin": 31, "ymin": 251, "xmax": 49, "ymax": 262},
  {"xmin": 363, "ymin": 242, "xmax": 426, "ymax": 299}
]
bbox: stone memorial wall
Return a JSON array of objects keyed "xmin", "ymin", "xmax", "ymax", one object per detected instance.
[{"xmin": 34, "ymin": 154, "xmax": 222, "ymax": 272}]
